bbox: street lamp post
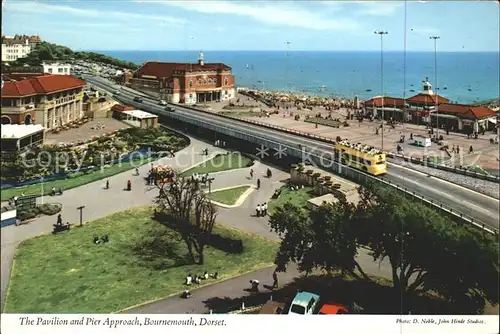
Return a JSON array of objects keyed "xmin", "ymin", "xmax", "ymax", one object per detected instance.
[
  {"xmin": 430, "ymin": 36, "xmax": 440, "ymax": 139},
  {"xmin": 257, "ymin": 80, "xmax": 265, "ymax": 90},
  {"xmin": 374, "ymin": 30, "xmax": 388, "ymax": 151},
  {"xmin": 285, "ymin": 41, "xmax": 291, "ymax": 92}
]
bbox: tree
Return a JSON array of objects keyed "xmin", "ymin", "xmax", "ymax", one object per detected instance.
[
  {"xmin": 269, "ymin": 183, "xmax": 499, "ymax": 311},
  {"xmin": 154, "ymin": 172, "xmax": 218, "ymax": 264},
  {"xmin": 269, "ymin": 192, "xmax": 370, "ymax": 279},
  {"xmin": 354, "ymin": 183, "xmax": 498, "ymax": 309}
]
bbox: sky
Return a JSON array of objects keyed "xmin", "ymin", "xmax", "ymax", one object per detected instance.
[{"xmin": 2, "ymin": 0, "xmax": 499, "ymax": 52}]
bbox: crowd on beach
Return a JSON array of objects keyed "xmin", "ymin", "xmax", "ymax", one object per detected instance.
[{"xmin": 239, "ymin": 88, "xmax": 360, "ymax": 111}]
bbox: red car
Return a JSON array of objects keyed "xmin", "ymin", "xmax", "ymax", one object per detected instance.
[{"xmin": 318, "ymin": 303, "xmax": 349, "ymax": 315}]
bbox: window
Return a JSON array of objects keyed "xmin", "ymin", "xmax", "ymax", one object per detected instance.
[
  {"xmin": 290, "ymin": 305, "xmax": 305, "ymax": 314},
  {"xmin": 203, "ymin": 79, "xmax": 207, "ymax": 85},
  {"xmin": 213, "ymin": 78, "xmax": 218, "ymax": 85},
  {"xmin": 307, "ymin": 298, "xmax": 316, "ymax": 312},
  {"xmin": 224, "ymin": 78, "xmax": 228, "ymax": 86},
  {"xmin": 189, "ymin": 93, "xmax": 193, "ymax": 98},
  {"xmin": 189, "ymin": 80, "xmax": 193, "ymax": 88},
  {"xmin": 58, "ymin": 68, "xmax": 63, "ymax": 73},
  {"xmin": 48, "ymin": 68, "xmax": 53, "ymax": 73}
]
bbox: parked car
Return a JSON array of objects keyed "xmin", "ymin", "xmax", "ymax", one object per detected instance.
[
  {"xmin": 159, "ymin": 100, "xmax": 167, "ymax": 106},
  {"xmin": 133, "ymin": 96, "xmax": 143, "ymax": 103},
  {"xmin": 288, "ymin": 291, "xmax": 320, "ymax": 315},
  {"xmin": 318, "ymin": 303, "xmax": 349, "ymax": 315},
  {"xmin": 113, "ymin": 90, "xmax": 120, "ymax": 95},
  {"xmin": 259, "ymin": 301, "xmax": 286, "ymax": 314},
  {"xmin": 165, "ymin": 106, "xmax": 174, "ymax": 112}
]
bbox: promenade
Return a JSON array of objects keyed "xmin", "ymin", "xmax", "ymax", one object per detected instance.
[{"xmin": 0, "ymin": 134, "xmax": 389, "ymax": 314}]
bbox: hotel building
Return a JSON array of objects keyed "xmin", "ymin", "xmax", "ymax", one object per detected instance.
[{"xmin": 1, "ymin": 74, "xmax": 86, "ymax": 130}]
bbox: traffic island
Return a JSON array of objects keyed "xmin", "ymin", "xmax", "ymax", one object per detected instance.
[
  {"xmin": 206, "ymin": 185, "xmax": 253, "ymax": 206},
  {"xmin": 181, "ymin": 152, "xmax": 253, "ymax": 177},
  {"xmin": 4, "ymin": 207, "xmax": 278, "ymax": 313}
]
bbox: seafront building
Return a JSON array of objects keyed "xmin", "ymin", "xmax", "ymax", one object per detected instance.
[
  {"xmin": 363, "ymin": 79, "xmax": 497, "ymax": 133},
  {"xmin": 1, "ymin": 35, "xmax": 41, "ymax": 62},
  {"xmin": 1, "ymin": 74, "xmax": 86, "ymax": 130},
  {"xmin": 42, "ymin": 62, "xmax": 72, "ymax": 76},
  {"xmin": 128, "ymin": 52, "xmax": 236, "ymax": 104}
]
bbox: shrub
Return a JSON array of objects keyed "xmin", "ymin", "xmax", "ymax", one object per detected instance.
[
  {"xmin": 18, "ymin": 209, "xmax": 39, "ymax": 221},
  {"xmin": 38, "ymin": 203, "xmax": 62, "ymax": 216}
]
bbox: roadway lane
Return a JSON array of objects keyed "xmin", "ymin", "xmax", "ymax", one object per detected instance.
[{"xmin": 87, "ymin": 77, "xmax": 500, "ymax": 229}]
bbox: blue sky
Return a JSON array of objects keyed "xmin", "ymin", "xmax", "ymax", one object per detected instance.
[{"xmin": 2, "ymin": 0, "xmax": 499, "ymax": 51}]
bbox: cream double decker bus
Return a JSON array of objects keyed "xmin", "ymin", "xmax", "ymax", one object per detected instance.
[{"xmin": 334, "ymin": 140, "xmax": 387, "ymax": 176}]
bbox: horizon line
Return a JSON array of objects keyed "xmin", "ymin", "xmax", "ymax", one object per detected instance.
[{"xmin": 85, "ymin": 49, "xmax": 500, "ymax": 53}]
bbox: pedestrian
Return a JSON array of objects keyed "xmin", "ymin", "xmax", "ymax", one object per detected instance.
[
  {"xmin": 106, "ymin": 180, "xmax": 109, "ymax": 189},
  {"xmin": 127, "ymin": 180, "xmax": 132, "ymax": 191},
  {"xmin": 263, "ymin": 202, "xmax": 268, "ymax": 216},
  {"xmin": 272, "ymin": 269, "xmax": 279, "ymax": 289},
  {"xmin": 135, "ymin": 167, "xmax": 139, "ymax": 175},
  {"xmin": 256, "ymin": 204, "xmax": 261, "ymax": 217},
  {"xmin": 257, "ymin": 178, "xmax": 261, "ymax": 189},
  {"xmin": 249, "ymin": 279, "xmax": 259, "ymax": 292},
  {"xmin": 250, "ymin": 168, "xmax": 254, "ymax": 178},
  {"xmin": 469, "ymin": 145, "xmax": 473, "ymax": 154},
  {"xmin": 56, "ymin": 214, "xmax": 62, "ymax": 226}
]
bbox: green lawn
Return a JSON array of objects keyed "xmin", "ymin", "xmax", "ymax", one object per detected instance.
[
  {"xmin": 4, "ymin": 207, "xmax": 278, "ymax": 313},
  {"xmin": 426, "ymin": 156, "xmax": 450, "ymax": 165},
  {"xmin": 1, "ymin": 158, "xmax": 154, "ymax": 201},
  {"xmin": 182, "ymin": 153, "xmax": 253, "ymax": 177},
  {"xmin": 207, "ymin": 186, "xmax": 252, "ymax": 205},
  {"xmin": 267, "ymin": 185, "xmax": 315, "ymax": 215}
]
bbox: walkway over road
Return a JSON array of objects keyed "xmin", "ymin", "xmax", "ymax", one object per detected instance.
[{"xmin": 87, "ymin": 77, "xmax": 500, "ymax": 232}]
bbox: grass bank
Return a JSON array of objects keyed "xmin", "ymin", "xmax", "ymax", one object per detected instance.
[
  {"xmin": 4, "ymin": 207, "xmax": 278, "ymax": 313},
  {"xmin": 267, "ymin": 186, "xmax": 314, "ymax": 215},
  {"xmin": 1, "ymin": 158, "xmax": 154, "ymax": 201}
]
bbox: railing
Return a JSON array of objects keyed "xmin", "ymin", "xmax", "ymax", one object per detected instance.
[{"xmin": 174, "ymin": 102, "xmax": 500, "ymax": 183}]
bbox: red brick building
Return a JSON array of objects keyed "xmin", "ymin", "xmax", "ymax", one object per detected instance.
[{"xmin": 130, "ymin": 52, "xmax": 235, "ymax": 105}]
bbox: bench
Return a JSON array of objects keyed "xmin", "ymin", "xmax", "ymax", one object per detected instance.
[{"xmin": 52, "ymin": 223, "xmax": 71, "ymax": 234}]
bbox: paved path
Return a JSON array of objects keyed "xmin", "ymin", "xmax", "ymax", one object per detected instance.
[{"xmin": 0, "ymin": 133, "xmax": 392, "ymax": 315}]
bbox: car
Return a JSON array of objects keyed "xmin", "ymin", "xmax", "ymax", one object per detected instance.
[
  {"xmin": 259, "ymin": 301, "xmax": 286, "ymax": 314},
  {"xmin": 288, "ymin": 291, "xmax": 320, "ymax": 315},
  {"xmin": 318, "ymin": 303, "xmax": 349, "ymax": 315},
  {"xmin": 133, "ymin": 97, "xmax": 143, "ymax": 103},
  {"xmin": 165, "ymin": 106, "xmax": 174, "ymax": 112},
  {"xmin": 113, "ymin": 90, "xmax": 120, "ymax": 95},
  {"xmin": 159, "ymin": 100, "xmax": 167, "ymax": 106}
]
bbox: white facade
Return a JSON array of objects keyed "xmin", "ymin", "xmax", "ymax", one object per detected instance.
[
  {"xmin": 221, "ymin": 88, "xmax": 236, "ymax": 101},
  {"xmin": 43, "ymin": 62, "xmax": 71, "ymax": 75},
  {"xmin": 1, "ymin": 39, "xmax": 31, "ymax": 62}
]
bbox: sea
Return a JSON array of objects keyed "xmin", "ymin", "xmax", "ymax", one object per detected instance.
[{"xmin": 98, "ymin": 51, "xmax": 500, "ymax": 104}]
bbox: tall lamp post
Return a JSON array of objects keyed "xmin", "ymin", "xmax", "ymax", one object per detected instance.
[
  {"xmin": 430, "ymin": 36, "xmax": 440, "ymax": 139},
  {"xmin": 374, "ymin": 30, "xmax": 388, "ymax": 151},
  {"xmin": 285, "ymin": 41, "xmax": 291, "ymax": 92}
]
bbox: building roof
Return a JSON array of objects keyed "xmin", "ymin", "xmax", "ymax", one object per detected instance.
[
  {"xmin": 1, "ymin": 37, "xmax": 28, "ymax": 46},
  {"xmin": 135, "ymin": 61, "xmax": 232, "ymax": 79},
  {"xmin": 364, "ymin": 96, "xmax": 406, "ymax": 108},
  {"xmin": 1, "ymin": 75, "xmax": 86, "ymax": 97},
  {"xmin": 122, "ymin": 109, "xmax": 158, "ymax": 119},
  {"xmin": 438, "ymin": 103, "xmax": 496, "ymax": 120},
  {"xmin": 1, "ymin": 124, "xmax": 44, "ymax": 139},
  {"xmin": 111, "ymin": 104, "xmax": 135, "ymax": 112},
  {"xmin": 407, "ymin": 93, "xmax": 449, "ymax": 105}
]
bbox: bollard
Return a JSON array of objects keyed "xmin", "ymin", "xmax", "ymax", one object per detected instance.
[
  {"xmin": 210, "ymin": 310, "xmax": 213, "ymax": 314},
  {"xmin": 241, "ymin": 302, "xmax": 245, "ymax": 310}
]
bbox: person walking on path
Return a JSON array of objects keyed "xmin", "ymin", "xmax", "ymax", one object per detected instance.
[
  {"xmin": 250, "ymin": 168, "xmax": 254, "ymax": 178},
  {"xmin": 257, "ymin": 178, "xmax": 261, "ymax": 189},
  {"xmin": 56, "ymin": 214, "xmax": 62, "ymax": 226},
  {"xmin": 263, "ymin": 203, "xmax": 268, "ymax": 216},
  {"xmin": 272, "ymin": 269, "xmax": 279, "ymax": 289},
  {"xmin": 256, "ymin": 204, "xmax": 261, "ymax": 217},
  {"xmin": 106, "ymin": 180, "xmax": 109, "ymax": 189}
]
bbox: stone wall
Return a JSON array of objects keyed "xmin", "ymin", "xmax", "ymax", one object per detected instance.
[{"xmin": 290, "ymin": 164, "xmax": 350, "ymax": 198}]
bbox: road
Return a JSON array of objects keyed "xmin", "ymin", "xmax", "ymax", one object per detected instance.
[{"xmin": 86, "ymin": 77, "xmax": 500, "ymax": 230}]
